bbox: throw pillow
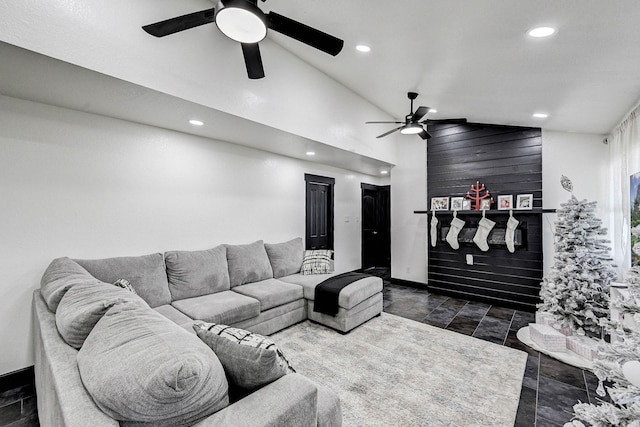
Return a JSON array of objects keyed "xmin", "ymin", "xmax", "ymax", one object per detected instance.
[
  {"xmin": 225, "ymin": 241, "xmax": 274, "ymax": 287},
  {"xmin": 56, "ymin": 281, "xmax": 147, "ymax": 349},
  {"xmin": 40, "ymin": 257, "xmax": 104, "ymax": 312},
  {"xmin": 264, "ymin": 238, "xmax": 304, "ymax": 278},
  {"xmin": 112, "ymin": 278, "xmax": 137, "ymax": 294},
  {"xmin": 78, "ymin": 303, "xmax": 228, "ymax": 426},
  {"xmin": 301, "ymin": 249, "xmax": 334, "ymax": 275},
  {"xmin": 193, "ymin": 321, "xmax": 295, "ymax": 390}
]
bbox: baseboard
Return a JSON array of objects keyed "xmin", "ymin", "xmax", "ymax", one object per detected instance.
[
  {"xmin": 0, "ymin": 366, "xmax": 34, "ymax": 393},
  {"xmin": 389, "ymin": 277, "xmax": 428, "ymax": 290}
]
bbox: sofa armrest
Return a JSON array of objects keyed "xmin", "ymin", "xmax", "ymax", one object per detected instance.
[
  {"xmin": 33, "ymin": 290, "xmax": 119, "ymax": 427},
  {"xmin": 193, "ymin": 373, "xmax": 318, "ymax": 427}
]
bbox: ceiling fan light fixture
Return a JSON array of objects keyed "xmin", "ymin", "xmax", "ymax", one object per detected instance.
[
  {"xmin": 400, "ymin": 123, "xmax": 424, "ymax": 135},
  {"xmin": 215, "ymin": 1, "xmax": 267, "ymax": 43}
]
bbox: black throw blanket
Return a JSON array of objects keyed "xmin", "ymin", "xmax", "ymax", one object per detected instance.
[{"xmin": 314, "ymin": 272, "xmax": 372, "ymax": 316}]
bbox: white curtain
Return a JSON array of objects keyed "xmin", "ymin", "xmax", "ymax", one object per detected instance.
[{"xmin": 608, "ymin": 105, "xmax": 640, "ymax": 277}]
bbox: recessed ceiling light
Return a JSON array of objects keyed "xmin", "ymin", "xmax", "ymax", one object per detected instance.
[
  {"xmin": 429, "ymin": 108, "xmax": 437, "ymax": 114},
  {"xmin": 306, "ymin": 151, "xmax": 316, "ymax": 156},
  {"xmin": 533, "ymin": 113, "xmax": 549, "ymax": 118},
  {"xmin": 528, "ymin": 27, "xmax": 556, "ymax": 38},
  {"xmin": 189, "ymin": 119, "xmax": 204, "ymax": 126},
  {"xmin": 355, "ymin": 44, "xmax": 371, "ymax": 53},
  {"xmin": 380, "ymin": 170, "xmax": 389, "ymax": 175}
]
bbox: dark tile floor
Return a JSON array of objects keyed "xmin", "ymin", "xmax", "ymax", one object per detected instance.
[
  {"xmin": 383, "ymin": 281, "xmax": 604, "ymax": 427},
  {"xmin": 0, "ymin": 278, "xmax": 605, "ymax": 427},
  {"xmin": 0, "ymin": 368, "xmax": 38, "ymax": 427}
]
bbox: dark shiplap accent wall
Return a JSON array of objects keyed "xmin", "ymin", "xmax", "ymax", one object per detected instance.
[{"xmin": 427, "ymin": 123, "xmax": 543, "ymax": 311}]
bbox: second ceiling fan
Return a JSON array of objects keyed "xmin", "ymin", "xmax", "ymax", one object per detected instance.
[
  {"xmin": 142, "ymin": 0, "xmax": 344, "ymax": 79},
  {"xmin": 366, "ymin": 92, "xmax": 467, "ymax": 140}
]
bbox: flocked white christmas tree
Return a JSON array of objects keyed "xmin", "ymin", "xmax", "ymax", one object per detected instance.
[
  {"xmin": 538, "ymin": 176, "xmax": 617, "ymax": 336},
  {"xmin": 565, "ymin": 267, "xmax": 640, "ymax": 427}
]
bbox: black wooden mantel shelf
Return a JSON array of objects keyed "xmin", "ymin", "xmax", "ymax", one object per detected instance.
[{"xmin": 413, "ymin": 209, "xmax": 556, "ymax": 215}]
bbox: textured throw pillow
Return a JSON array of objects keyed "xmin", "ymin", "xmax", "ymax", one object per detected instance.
[
  {"xmin": 264, "ymin": 238, "xmax": 304, "ymax": 278},
  {"xmin": 193, "ymin": 321, "xmax": 295, "ymax": 390},
  {"xmin": 113, "ymin": 279, "xmax": 137, "ymax": 294},
  {"xmin": 301, "ymin": 250, "xmax": 334, "ymax": 275},
  {"xmin": 226, "ymin": 241, "xmax": 274, "ymax": 287},
  {"xmin": 78, "ymin": 303, "xmax": 228, "ymax": 426},
  {"xmin": 56, "ymin": 281, "xmax": 147, "ymax": 349},
  {"xmin": 40, "ymin": 257, "xmax": 104, "ymax": 312}
]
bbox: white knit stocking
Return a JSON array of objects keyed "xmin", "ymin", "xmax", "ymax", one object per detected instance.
[
  {"xmin": 473, "ymin": 217, "xmax": 496, "ymax": 251},
  {"xmin": 505, "ymin": 216, "xmax": 519, "ymax": 253},
  {"xmin": 430, "ymin": 215, "xmax": 438, "ymax": 247},
  {"xmin": 446, "ymin": 217, "xmax": 466, "ymax": 250}
]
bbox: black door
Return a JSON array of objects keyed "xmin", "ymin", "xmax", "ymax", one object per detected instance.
[
  {"xmin": 305, "ymin": 174, "xmax": 334, "ymax": 250},
  {"xmin": 361, "ymin": 183, "xmax": 390, "ymax": 270}
]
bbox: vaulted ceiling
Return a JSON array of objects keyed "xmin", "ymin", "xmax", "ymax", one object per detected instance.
[{"xmin": 3, "ymin": 0, "xmax": 640, "ymax": 139}]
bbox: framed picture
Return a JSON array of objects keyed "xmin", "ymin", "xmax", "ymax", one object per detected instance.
[
  {"xmin": 451, "ymin": 197, "xmax": 464, "ymax": 211},
  {"xmin": 462, "ymin": 199, "xmax": 472, "ymax": 210},
  {"xmin": 431, "ymin": 197, "xmax": 449, "ymax": 211},
  {"xmin": 480, "ymin": 199, "xmax": 491, "ymax": 210},
  {"xmin": 516, "ymin": 194, "xmax": 533, "ymax": 210},
  {"xmin": 498, "ymin": 195, "xmax": 513, "ymax": 210}
]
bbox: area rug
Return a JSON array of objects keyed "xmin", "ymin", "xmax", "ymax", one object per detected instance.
[{"xmin": 271, "ymin": 313, "xmax": 527, "ymax": 426}]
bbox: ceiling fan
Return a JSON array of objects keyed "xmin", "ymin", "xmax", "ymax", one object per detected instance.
[
  {"xmin": 366, "ymin": 92, "xmax": 467, "ymax": 140},
  {"xmin": 142, "ymin": 0, "xmax": 344, "ymax": 80}
]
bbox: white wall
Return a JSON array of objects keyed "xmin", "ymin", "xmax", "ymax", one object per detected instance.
[
  {"xmin": 541, "ymin": 130, "xmax": 611, "ymax": 276},
  {"xmin": 0, "ymin": 0, "xmax": 397, "ymax": 166},
  {"xmin": 0, "ymin": 95, "xmax": 385, "ymax": 375},
  {"xmin": 391, "ymin": 137, "xmax": 428, "ymax": 283}
]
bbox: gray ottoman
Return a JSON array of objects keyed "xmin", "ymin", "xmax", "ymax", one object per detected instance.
[{"xmin": 281, "ymin": 274, "xmax": 383, "ymax": 333}]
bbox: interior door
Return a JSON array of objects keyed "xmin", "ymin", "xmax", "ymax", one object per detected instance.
[
  {"xmin": 361, "ymin": 183, "xmax": 390, "ymax": 270},
  {"xmin": 305, "ymin": 174, "xmax": 334, "ymax": 250}
]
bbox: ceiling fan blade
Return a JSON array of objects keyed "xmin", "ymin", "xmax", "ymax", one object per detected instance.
[
  {"xmin": 267, "ymin": 12, "xmax": 344, "ymax": 56},
  {"xmin": 411, "ymin": 106, "xmax": 429, "ymax": 122},
  {"xmin": 142, "ymin": 8, "xmax": 216, "ymax": 37},
  {"xmin": 376, "ymin": 126, "xmax": 405, "ymax": 139},
  {"xmin": 366, "ymin": 121, "xmax": 404, "ymax": 124},
  {"xmin": 242, "ymin": 43, "xmax": 265, "ymax": 79},
  {"xmin": 418, "ymin": 129, "xmax": 432, "ymax": 140},
  {"xmin": 424, "ymin": 118, "xmax": 468, "ymax": 124}
]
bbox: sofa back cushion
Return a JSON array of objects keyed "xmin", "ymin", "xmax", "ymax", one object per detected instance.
[
  {"xmin": 40, "ymin": 257, "xmax": 104, "ymax": 312},
  {"xmin": 264, "ymin": 238, "xmax": 304, "ymax": 279},
  {"xmin": 165, "ymin": 245, "xmax": 230, "ymax": 301},
  {"xmin": 226, "ymin": 241, "xmax": 274, "ymax": 287},
  {"xmin": 77, "ymin": 302, "xmax": 229, "ymax": 427},
  {"xmin": 56, "ymin": 281, "xmax": 148, "ymax": 349},
  {"xmin": 75, "ymin": 253, "xmax": 171, "ymax": 308}
]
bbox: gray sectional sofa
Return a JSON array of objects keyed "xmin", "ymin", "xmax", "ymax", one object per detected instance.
[{"xmin": 33, "ymin": 238, "xmax": 383, "ymax": 426}]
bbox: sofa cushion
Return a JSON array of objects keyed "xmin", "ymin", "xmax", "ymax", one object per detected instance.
[
  {"xmin": 264, "ymin": 238, "xmax": 304, "ymax": 278},
  {"xmin": 77, "ymin": 303, "xmax": 229, "ymax": 427},
  {"xmin": 280, "ymin": 272, "xmax": 339, "ymax": 300},
  {"xmin": 232, "ymin": 279, "xmax": 303, "ymax": 311},
  {"xmin": 171, "ymin": 290, "xmax": 260, "ymax": 324},
  {"xmin": 154, "ymin": 304, "xmax": 195, "ymax": 327},
  {"xmin": 75, "ymin": 253, "xmax": 171, "ymax": 308},
  {"xmin": 226, "ymin": 241, "xmax": 273, "ymax": 287},
  {"xmin": 165, "ymin": 245, "xmax": 230, "ymax": 301},
  {"xmin": 193, "ymin": 322, "xmax": 294, "ymax": 389},
  {"xmin": 56, "ymin": 281, "xmax": 148, "ymax": 349},
  {"xmin": 300, "ymin": 250, "xmax": 334, "ymax": 275},
  {"xmin": 40, "ymin": 257, "xmax": 104, "ymax": 312}
]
